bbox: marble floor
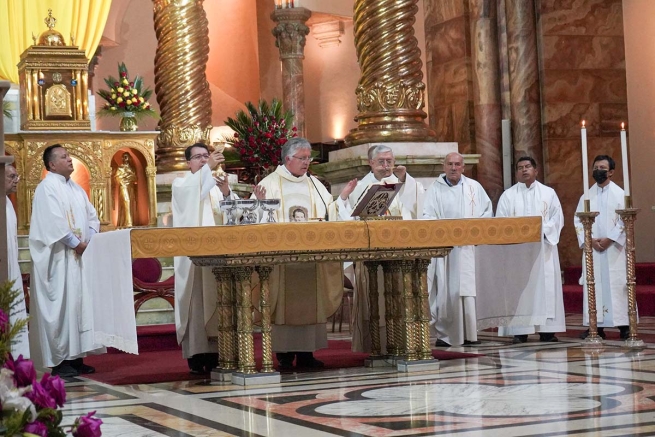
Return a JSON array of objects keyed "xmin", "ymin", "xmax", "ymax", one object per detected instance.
[{"xmin": 61, "ymin": 315, "xmax": 655, "ymax": 436}]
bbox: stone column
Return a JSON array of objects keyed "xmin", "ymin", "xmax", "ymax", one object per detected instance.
[
  {"xmin": 505, "ymin": 0, "xmax": 543, "ymax": 173},
  {"xmin": 152, "ymin": 0, "xmax": 213, "ymax": 172},
  {"xmin": 470, "ymin": 0, "xmax": 504, "ymax": 203},
  {"xmin": 272, "ymin": 7, "xmax": 311, "ymax": 138},
  {"xmin": 346, "ymin": 0, "xmax": 436, "ymax": 146}
]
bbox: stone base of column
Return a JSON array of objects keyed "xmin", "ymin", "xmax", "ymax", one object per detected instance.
[
  {"xmin": 396, "ymin": 359, "xmax": 440, "ymax": 373},
  {"xmin": 210, "ymin": 369, "xmax": 234, "ymax": 382},
  {"xmin": 365, "ymin": 356, "xmax": 394, "ymax": 368},
  {"xmin": 313, "ymin": 142, "xmax": 481, "ymax": 195},
  {"xmin": 231, "ymin": 371, "xmax": 281, "ymax": 386}
]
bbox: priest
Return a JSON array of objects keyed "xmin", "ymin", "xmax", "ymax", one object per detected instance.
[
  {"xmin": 172, "ymin": 143, "xmax": 237, "ymax": 374},
  {"xmin": 574, "ymin": 155, "xmax": 629, "ymax": 340},
  {"xmin": 337, "ymin": 144, "xmax": 425, "ymax": 352},
  {"xmin": 253, "ymin": 138, "xmax": 344, "ymax": 369},
  {"xmin": 4, "ymin": 164, "xmax": 29, "ymax": 357},
  {"xmin": 29, "ymin": 144, "xmax": 104, "ymax": 377},
  {"xmin": 496, "ymin": 156, "xmax": 565, "ymax": 343},
  {"xmin": 423, "ymin": 152, "xmax": 492, "ymax": 347}
]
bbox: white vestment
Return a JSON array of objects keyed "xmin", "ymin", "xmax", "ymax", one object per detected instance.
[
  {"xmin": 172, "ymin": 165, "xmax": 237, "ymax": 358},
  {"xmin": 337, "ymin": 172, "xmax": 425, "ymax": 352},
  {"xmin": 574, "ymin": 182, "xmax": 629, "ymax": 327},
  {"xmin": 423, "ymin": 174, "xmax": 492, "ymax": 346},
  {"xmin": 6, "ymin": 198, "xmax": 29, "ymax": 358},
  {"xmin": 496, "ymin": 181, "xmax": 566, "ymax": 336},
  {"xmin": 255, "ymin": 166, "xmax": 343, "ymax": 352},
  {"xmin": 29, "ymin": 172, "xmax": 104, "ymax": 368}
]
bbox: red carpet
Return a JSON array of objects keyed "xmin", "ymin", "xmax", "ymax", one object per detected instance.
[{"xmin": 84, "ymin": 329, "xmax": 483, "ymax": 386}]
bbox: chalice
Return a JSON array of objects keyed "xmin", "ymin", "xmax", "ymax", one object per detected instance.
[
  {"xmin": 259, "ymin": 199, "xmax": 281, "ymax": 223},
  {"xmin": 235, "ymin": 199, "xmax": 259, "ymax": 224},
  {"xmin": 212, "ymin": 142, "xmax": 226, "ymax": 178},
  {"xmin": 219, "ymin": 199, "xmax": 237, "ymax": 225}
]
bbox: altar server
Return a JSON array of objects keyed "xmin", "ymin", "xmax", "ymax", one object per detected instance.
[
  {"xmin": 574, "ymin": 155, "xmax": 629, "ymax": 340},
  {"xmin": 423, "ymin": 152, "xmax": 492, "ymax": 347},
  {"xmin": 496, "ymin": 156, "xmax": 565, "ymax": 343},
  {"xmin": 29, "ymin": 144, "xmax": 103, "ymax": 377},
  {"xmin": 172, "ymin": 143, "xmax": 237, "ymax": 374},
  {"xmin": 253, "ymin": 138, "xmax": 344, "ymax": 369},
  {"xmin": 4, "ymin": 164, "xmax": 29, "ymax": 358}
]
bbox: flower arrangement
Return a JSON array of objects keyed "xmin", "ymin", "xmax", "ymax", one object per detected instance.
[
  {"xmin": 224, "ymin": 98, "xmax": 297, "ymax": 177},
  {"xmin": 96, "ymin": 62, "xmax": 157, "ymax": 120},
  {"xmin": 0, "ymin": 281, "xmax": 102, "ymax": 437}
]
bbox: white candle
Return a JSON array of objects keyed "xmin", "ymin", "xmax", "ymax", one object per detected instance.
[
  {"xmin": 581, "ymin": 121, "xmax": 589, "ymax": 202},
  {"xmin": 620, "ymin": 122, "xmax": 630, "ymax": 196}
]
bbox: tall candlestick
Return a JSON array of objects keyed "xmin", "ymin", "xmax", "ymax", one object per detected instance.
[
  {"xmin": 581, "ymin": 120, "xmax": 589, "ymax": 205},
  {"xmin": 620, "ymin": 122, "xmax": 630, "ymax": 197}
]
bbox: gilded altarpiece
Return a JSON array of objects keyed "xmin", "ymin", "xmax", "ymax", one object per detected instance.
[{"xmin": 5, "ymin": 132, "xmax": 158, "ymax": 233}]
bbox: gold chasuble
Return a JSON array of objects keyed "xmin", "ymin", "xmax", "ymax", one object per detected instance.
[{"xmin": 256, "ymin": 166, "xmax": 343, "ymax": 352}]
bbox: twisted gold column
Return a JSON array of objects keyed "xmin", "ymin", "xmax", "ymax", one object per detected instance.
[
  {"xmin": 382, "ymin": 262, "xmax": 396, "ymax": 356},
  {"xmin": 617, "ymin": 201, "xmax": 644, "ymax": 348},
  {"xmin": 576, "ymin": 209, "xmax": 602, "ymax": 345},
  {"xmin": 272, "ymin": 8, "xmax": 311, "ymax": 138},
  {"xmin": 401, "ymin": 260, "xmax": 417, "ymax": 361},
  {"xmin": 152, "ymin": 0, "xmax": 212, "ymax": 172},
  {"xmin": 234, "ymin": 266, "xmax": 257, "ymax": 374},
  {"xmin": 391, "ymin": 262, "xmax": 405, "ymax": 357},
  {"xmin": 365, "ymin": 261, "xmax": 382, "ymax": 356},
  {"xmin": 345, "ymin": 0, "xmax": 436, "ymax": 146},
  {"xmin": 256, "ymin": 266, "xmax": 276, "ymax": 372},
  {"xmin": 212, "ymin": 267, "xmax": 237, "ymax": 370},
  {"xmin": 415, "ymin": 259, "xmax": 433, "ymax": 360}
]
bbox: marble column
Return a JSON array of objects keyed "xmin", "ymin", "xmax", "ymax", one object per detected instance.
[
  {"xmin": 152, "ymin": 0, "xmax": 213, "ymax": 173},
  {"xmin": 345, "ymin": 0, "xmax": 436, "ymax": 146},
  {"xmin": 272, "ymin": 7, "xmax": 311, "ymax": 138},
  {"xmin": 505, "ymin": 0, "xmax": 543, "ymax": 174},
  {"xmin": 470, "ymin": 0, "xmax": 504, "ymax": 203}
]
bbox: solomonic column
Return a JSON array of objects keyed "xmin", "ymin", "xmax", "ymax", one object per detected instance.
[
  {"xmin": 346, "ymin": 0, "xmax": 436, "ymax": 146},
  {"xmin": 152, "ymin": 0, "xmax": 213, "ymax": 172},
  {"xmin": 272, "ymin": 7, "xmax": 311, "ymax": 138}
]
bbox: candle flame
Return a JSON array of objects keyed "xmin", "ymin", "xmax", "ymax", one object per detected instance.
[
  {"xmin": 581, "ymin": 120, "xmax": 586, "ymax": 128},
  {"xmin": 621, "ymin": 122, "xmax": 625, "ymax": 130}
]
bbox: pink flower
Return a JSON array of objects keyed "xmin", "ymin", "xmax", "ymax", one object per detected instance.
[
  {"xmin": 23, "ymin": 421, "xmax": 48, "ymax": 437},
  {"xmin": 73, "ymin": 411, "xmax": 103, "ymax": 437},
  {"xmin": 40, "ymin": 373, "xmax": 66, "ymax": 407},
  {"xmin": 26, "ymin": 380, "xmax": 56, "ymax": 409},
  {"xmin": 4, "ymin": 354, "xmax": 36, "ymax": 387}
]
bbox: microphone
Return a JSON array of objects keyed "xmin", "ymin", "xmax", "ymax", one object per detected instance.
[{"xmin": 307, "ymin": 171, "xmax": 329, "ymax": 221}]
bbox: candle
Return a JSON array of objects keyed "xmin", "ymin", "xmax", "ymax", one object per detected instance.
[
  {"xmin": 620, "ymin": 122, "xmax": 630, "ymax": 196},
  {"xmin": 581, "ymin": 120, "xmax": 589, "ymax": 202}
]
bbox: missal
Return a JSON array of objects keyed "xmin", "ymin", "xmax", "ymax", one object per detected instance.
[{"xmin": 351, "ymin": 180, "xmax": 404, "ymax": 218}]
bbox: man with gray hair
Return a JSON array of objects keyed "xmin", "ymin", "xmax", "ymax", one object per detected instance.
[
  {"xmin": 254, "ymin": 137, "xmax": 354, "ymax": 370},
  {"xmin": 423, "ymin": 152, "xmax": 492, "ymax": 347},
  {"xmin": 337, "ymin": 144, "xmax": 425, "ymax": 353}
]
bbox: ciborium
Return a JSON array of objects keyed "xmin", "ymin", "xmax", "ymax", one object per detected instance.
[
  {"xmin": 259, "ymin": 199, "xmax": 281, "ymax": 223},
  {"xmin": 235, "ymin": 199, "xmax": 259, "ymax": 224},
  {"xmin": 219, "ymin": 199, "xmax": 237, "ymax": 226}
]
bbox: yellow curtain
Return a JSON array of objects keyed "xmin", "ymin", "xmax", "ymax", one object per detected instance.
[{"xmin": 0, "ymin": 0, "xmax": 112, "ymax": 83}]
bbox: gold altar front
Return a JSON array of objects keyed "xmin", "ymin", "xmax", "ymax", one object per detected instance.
[
  {"xmin": 5, "ymin": 132, "xmax": 158, "ymax": 232},
  {"xmin": 131, "ymin": 217, "xmax": 542, "ymax": 381}
]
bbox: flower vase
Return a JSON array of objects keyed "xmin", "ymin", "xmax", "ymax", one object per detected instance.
[{"xmin": 119, "ymin": 112, "xmax": 138, "ymax": 132}]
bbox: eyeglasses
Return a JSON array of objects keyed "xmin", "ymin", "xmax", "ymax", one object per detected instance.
[
  {"xmin": 375, "ymin": 159, "xmax": 393, "ymax": 166},
  {"xmin": 5, "ymin": 174, "xmax": 19, "ymax": 181},
  {"xmin": 190, "ymin": 153, "xmax": 210, "ymax": 161},
  {"xmin": 291, "ymin": 155, "xmax": 312, "ymax": 163}
]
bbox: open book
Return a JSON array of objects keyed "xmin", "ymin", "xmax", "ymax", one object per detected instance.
[{"xmin": 351, "ymin": 180, "xmax": 404, "ymax": 218}]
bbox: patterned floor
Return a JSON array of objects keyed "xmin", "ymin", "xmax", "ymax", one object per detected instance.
[{"xmin": 61, "ymin": 315, "xmax": 655, "ymax": 436}]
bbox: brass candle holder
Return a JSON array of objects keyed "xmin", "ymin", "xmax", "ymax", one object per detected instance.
[
  {"xmin": 616, "ymin": 195, "xmax": 644, "ymax": 349},
  {"xmin": 576, "ymin": 200, "xmax": 602, "ymax": 346}
]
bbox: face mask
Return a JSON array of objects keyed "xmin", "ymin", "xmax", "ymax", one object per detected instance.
[{"xmin": 592, "ymin": 169, "xmax": 608, "ymax": 184}]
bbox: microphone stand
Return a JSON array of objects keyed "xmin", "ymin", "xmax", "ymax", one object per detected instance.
[{"xmin": 307, "ymin": 171, "xmax": 329, "ymax": 221}]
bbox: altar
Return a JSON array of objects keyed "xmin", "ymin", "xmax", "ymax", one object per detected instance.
[{"xmin": 125, "ymin": 216, "xmax": 542, "ymax": 385}]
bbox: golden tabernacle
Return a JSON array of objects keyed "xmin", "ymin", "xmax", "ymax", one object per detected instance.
[
  {"xmin": 5, "ymin": 131, "xmax": 158, "ymax": 232},
  {"xmin": 130, "ymin": 217, "xmax": 542, "ymax": 382},
  {"xmin": 18, "ymin": 10, "xmax": 91, "ymax": 131}
]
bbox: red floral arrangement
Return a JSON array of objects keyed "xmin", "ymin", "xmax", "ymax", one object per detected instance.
[{"xmin": 224, "ymin": 99, "xmax": 297, "ymax": 173}]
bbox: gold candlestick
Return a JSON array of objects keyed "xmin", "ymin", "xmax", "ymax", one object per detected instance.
[
  {"xmin": 617, "ymin": 195, "xmax": 644, "ymax": 348},
  {"xmin": 575, "ymin": 208, "xmax": 602, "ymax": 345}
]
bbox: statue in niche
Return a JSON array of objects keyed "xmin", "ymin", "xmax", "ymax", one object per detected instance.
[{"xmin": 113, "ymin": 152, "xmax": 137, "ymax": 227}]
